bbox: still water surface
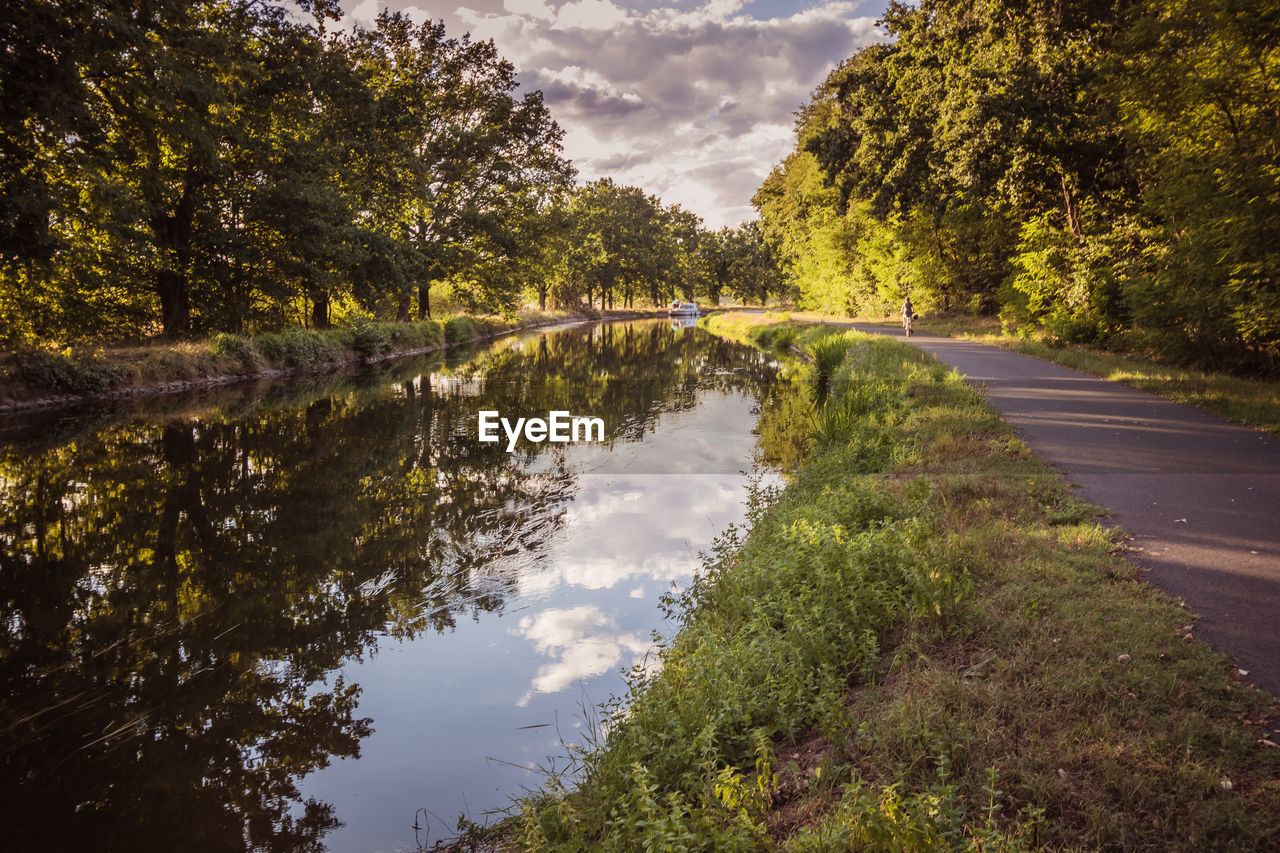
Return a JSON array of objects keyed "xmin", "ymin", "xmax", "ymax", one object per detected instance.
[{"xmin": 0, "ymin": 320, "xmax": 801, "ymax": 852}]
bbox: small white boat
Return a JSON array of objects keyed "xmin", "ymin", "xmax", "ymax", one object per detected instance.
[{"xmin": 668, "ymin": 301, "xmax": 700, "ymax": 316}]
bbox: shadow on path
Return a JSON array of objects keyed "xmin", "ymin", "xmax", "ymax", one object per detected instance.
[{"xmin": 848, "ymin": 322, "xmax": 1280, "ymax": 698}]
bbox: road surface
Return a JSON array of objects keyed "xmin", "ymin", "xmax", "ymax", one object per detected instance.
[{"xmin": 845, "ymin": 322, "xmax": 1280, "ymax": 698}]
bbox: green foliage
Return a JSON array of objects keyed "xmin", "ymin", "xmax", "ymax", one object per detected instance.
[
  {"xmin": 208, "ymin": 333, "xmax": 262, "ymax": 370},
  {"xmin": 443, "ymin": 316, "xmax": 478, "ymax": 344},
  {"xmin": 805, "ymin": 332, "xmax": 851, "ymax": 380},
  {"xmin": 785, "ymin": 773, "xmax": 1035, "ymax": 852},
  {"xmin": 12, "ymin": 348, "xmax": 131, "ymax": 395},
  {"xmin": 391, "ymin": 319, "xmax": 444, "ymax": 350},
  {"xmin": 758, "ymin": 0, "xmax": 1279, "ymax": 373},
  {"xmin": 254, "ymin": 329, "xmax": 342, "ymax": 368},
  {"xmin": 542, "ymin": 180, "xmax": 784, "ymax": 313},
  {"xmin": 0, "ymin": 1, "xmax": 572, "ymax": 343},
  {"xmin": 770, "ymin": 326, "xmax": 798, "ymax": 351},
  {"xmin": 350, "ymin": 320, "xmax": 393, "ymax": 358}
]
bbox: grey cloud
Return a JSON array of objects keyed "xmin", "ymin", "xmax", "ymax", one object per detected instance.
[
  {"xmin": 532, "ymin": 76, "xmax": 649, "ymax": 118},
  {"xmin": 590, "ymin": 150, "xmax": 659, "ymax": 171}
]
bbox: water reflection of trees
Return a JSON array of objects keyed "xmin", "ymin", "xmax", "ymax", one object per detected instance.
[{"xmin": 0, "ymin": 320, "xmax": 783, "ymax": 851}]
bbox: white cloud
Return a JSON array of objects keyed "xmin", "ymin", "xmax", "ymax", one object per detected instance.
[
  {"xmin": 515, "ymin": 605, "xmax": 653, "ymax": 703},
  {"xmin": 556, "ymin": 0, "xmax": 629, "ymax": 29},
  {"xmin": 513, "ymin": 469, "xmax": 755, "ymax": 598},
  {"xmin": 505, "ymin": 0, "xmax": 555, "ymax": 20},
  {"xmin": 341, "ymin": 0, "xmax": 431, "ymax": 28}
]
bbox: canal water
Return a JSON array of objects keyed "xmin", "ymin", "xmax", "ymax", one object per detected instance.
[{"xmin": 0, "ymin": 319, "xmax": 804, "ymax": 852}]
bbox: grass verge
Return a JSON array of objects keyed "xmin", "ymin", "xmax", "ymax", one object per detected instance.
[
  {"xmin": 907, "ymin": 315, "xmax": 1280, "ymax": 434},
  {"xmin": 0, "ymin": 309, "xmax": 570, "ymax": 409},
  {"xmin": 498, "ymin": 317, "xmax": 1279, "ymax": 851}
]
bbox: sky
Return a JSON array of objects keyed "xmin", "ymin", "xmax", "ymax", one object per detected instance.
[{"xmin": 337, "ymin": 0, "xmax": 888, "ymax": 228}]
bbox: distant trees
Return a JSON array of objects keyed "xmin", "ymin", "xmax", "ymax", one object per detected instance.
[
  {"xmin": 542, "ymin": 179, "xmax": 784, "ymax": 312},
  {"xmin": 0, "ymin": 1, "xmax": 572, "ymax": 344},
  {"xmin": 759, "ymin": 0, "xmax": 1280, "ymax": 372}
]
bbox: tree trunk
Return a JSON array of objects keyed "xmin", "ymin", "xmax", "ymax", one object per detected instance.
[
  {"xmin": 417, "ymin": 283, "xmax": 431, "ymax": 320},
  {"xmin": 1062, "ymin": 173, "xmax": 1083, "ymax": 241},
  {"xmin": 151, "ymin": 164, "xmax": 199, "ymax": 336},
  {"xmin": 157, "ymin": 270, "xmax": 191, "ymax": 336},
  {"xmin": 311, "ymin": 290, "xmax": 330, "ymax": 329},
  {"xmin": 396, "ymin": 294, "xmax": 411, "ymax": 322},
  {"xmin": 538, "ymin": 286, "xmax": 547, "ymax": 312}
]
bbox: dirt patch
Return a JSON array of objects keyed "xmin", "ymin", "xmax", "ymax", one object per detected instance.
[{"xmin": 768, "ymin": 730, "xmax": 844, "ymax": 843}]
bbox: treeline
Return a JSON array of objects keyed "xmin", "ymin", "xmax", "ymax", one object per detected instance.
[
  {"xmin": 757, "ymin": 0, "xmax": 1280, "ymax": 373},
  {"xmin": 542, "ymin": 180, "xmax": 782, "ymax": 313},
  {"xmin": 0, "ymin": 1, "xmax": 783, "ymax": 349},
  {"xmin": 1, "ymin": 1, "xmax": 572, "ymax": 341}
]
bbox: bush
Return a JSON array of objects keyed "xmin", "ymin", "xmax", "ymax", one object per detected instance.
[
  {"xmin": 443, "ymin": 316, "xmax": 478, "ymax": 344},
  {"xmin": 382, "ymin": 320, "xmax": 442, "ymax": 350},
  {"xmin": 771, "ymin": 326, "xmax": 799, "ymax": 351},
  {"xmin": 806, "ymin": 332, "xmax": 850, "ymax": 379},
  {"xmin": 208, "ymin": 333, "xmax": 262, "ymax": 370},
  {"xmin": 14, "ymin": 348, "xmax": 130, "ymax": 395},
  {"xmin": 135, "ymin": 347, "xmax": 212, "ymax": 381},
  {"xmin": 349, "ymin": 320, "xmax": 392, "ymax": 358},
  {"xmin": 254, "ymin": 328, "xmax": 341, "ymax": 368}
]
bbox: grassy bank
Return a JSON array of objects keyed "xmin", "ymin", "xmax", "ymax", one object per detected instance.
[
  {"xmin": 0, "ymin": 309, "xmax": 571, "ymax": 411},
  {"xmin": 904, "ymin": 315, "xmax": 1280, "ymax": 435},
  {"xmin": 501, "ymin": 317, "xmax": 1279, "ymax": 850}
]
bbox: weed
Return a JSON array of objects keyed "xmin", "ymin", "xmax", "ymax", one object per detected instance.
[
  {"xmin": 805, "ymin": 333, "xmax": 850, "ymax": 380},
  {"xmin": 771, "ymin": 326, "xmax": 799, "ymax": 351}
]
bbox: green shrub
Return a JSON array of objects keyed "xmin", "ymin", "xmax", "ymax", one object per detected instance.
[
  {"xmin": 208, "ymin": 333, "xmax": 262, "ymax": 370},
  {"xmin": 15, "ymin": 348, "xmax": 130, "ymax": 394},
  {"xmin": 324, "ymin": 327, "xmax": 355, "ymax": 351},
  {"xmin": 771, "ymin": 326, "xmax": 799, "ymax": 351},
  {"xmin": 391, "ymin": 320, "xmax": 442, "ymax": 349},
  {"xmin": 806, "ymin": 332, "xmax": 850, "ymax": 379},
  {"xmin": 254, "ymin": 328, "xmax": 340, "ymax": 367},
  {"xmin": 349, "ymin": 320, "xmax": 392, "ymax": 358},
  {"xmin": 443, "ymin": 316, "xmax": 478, "ymax": 344},
  {"xmin": 135, "ymin": 348, "xmax": 211, "ymax": 381}
]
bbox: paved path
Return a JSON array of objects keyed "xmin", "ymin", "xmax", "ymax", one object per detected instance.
[{"xmin": 848, "ymin": 322, "xmax": 1280, "ymax": 697}]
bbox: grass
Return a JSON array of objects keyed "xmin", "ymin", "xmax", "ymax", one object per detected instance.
[
  {"xmin": 498, "ymin": 317, "xmax": 1279, "ymax": 851},
  {"xmin": 0, "ymin": 309, "xmax": 569, "ymax": 406},
  {"xmin": 908, "ymin": 315, "xmax": 1280, "ymax": 434}
]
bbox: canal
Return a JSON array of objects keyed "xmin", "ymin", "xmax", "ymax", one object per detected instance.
[{"xmin": 0, "ymin": 319, "xmax": 804, "ymax": 852}]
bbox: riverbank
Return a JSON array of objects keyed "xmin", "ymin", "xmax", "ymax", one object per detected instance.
[
  {"xmin": 498, "ymin": 316, "xmax": 1279, "ymax": 850},
  {"xmin": 764, "ymin": 310, "xmax": 1280, "ymax": 435},
  {"xmin": 0, "ymin": 309, "xmax": 594, "ymax": 415}
]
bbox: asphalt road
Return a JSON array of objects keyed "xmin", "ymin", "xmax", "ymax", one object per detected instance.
[{"xmin": 846, "ymin": 322, "xmax": 1280, "ymax": 698}]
